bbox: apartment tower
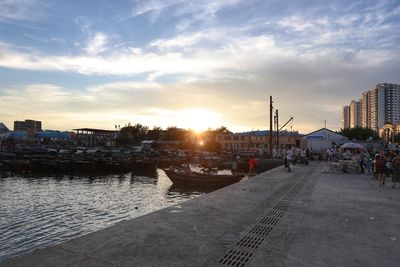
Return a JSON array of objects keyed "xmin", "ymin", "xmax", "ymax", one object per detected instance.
[{"xmin": 342, "ymin": 106, "xmax": 350, "ymax": 129}]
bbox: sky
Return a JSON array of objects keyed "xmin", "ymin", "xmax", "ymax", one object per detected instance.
[{"xmin": 0, "ymin": 0, "xmax": 399, "ymax": 133}]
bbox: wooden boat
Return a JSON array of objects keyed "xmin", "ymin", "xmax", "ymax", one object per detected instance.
[{"xmin": 163, "ymin": 169, "xmax": 244, "ymax": 186}]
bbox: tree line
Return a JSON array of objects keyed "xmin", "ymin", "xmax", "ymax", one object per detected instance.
[
  {"xmin": 336, "ymin": 126, "xmax": 380, "ymax": 141},
  {"xmin": 116, "ymin": 124, "xmax": 232, "ymax": 151}
]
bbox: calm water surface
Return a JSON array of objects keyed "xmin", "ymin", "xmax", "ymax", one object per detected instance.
[{"xmin": 0, "ymin": 169, "xmax": 212, "ymax": 262}]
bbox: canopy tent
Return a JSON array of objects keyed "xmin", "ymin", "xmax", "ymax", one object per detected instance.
[{"xmin": 340, "ymin": 142, "xmax": 364, "ymax": 149}]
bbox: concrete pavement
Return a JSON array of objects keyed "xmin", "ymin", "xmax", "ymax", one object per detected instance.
[{"xmin": 2, "ymin": 161, "xmax": 400, "ymax": 266}]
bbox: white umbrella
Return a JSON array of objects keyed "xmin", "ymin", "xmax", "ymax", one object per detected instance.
[{"xmin": 340, "ymin": 142, "xmax": 364, "ymax": 149}]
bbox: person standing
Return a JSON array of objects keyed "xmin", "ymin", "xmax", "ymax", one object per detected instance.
[
  {"xmin": 391, "ymin": 152, "xmax": 400, "ymax": 188},
  {"xmin": 358, "ymin": 151, "xmax": 365, "ymax": 174},
  {"xmin": 232, "ymin": 158, "xmax": 238, "ymax": 175},
  {"xmin": 248, "ymin": 157, "xmax": 257, "ymax": 176},
  {"xmin": 287, "ymin": 147, "xmax": 293, "ymax": 172},
  {"xmin": 364, "ymin": 151, "xmax": 372, "ymax": 175},
  {"xmin": 375, "ymin": 150, "xmax": 388, "ymax": 187},
  {"xmin": 282, "ymin": 147, "xmax": 287, "ymax": 169}
]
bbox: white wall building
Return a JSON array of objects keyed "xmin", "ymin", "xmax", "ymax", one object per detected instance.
[{"xmin": 301, "ymin": 128, "xmax": 348, "ymax": 153}]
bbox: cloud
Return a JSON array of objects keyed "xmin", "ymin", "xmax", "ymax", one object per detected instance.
[
  {"xmin": 0, "ymin": 0, "xmax": 39, "ymax": 20},
  {"xmin": 84, "ymin": 32, "xmax": 109, "ymax": 56},
  {"xmin": 131, "ymin": 0, "xmax": 176, "ymax": 17},
  {"xmin": 131, "ymin": 0, "xmax": 242, "ymax": 26},
  {"xmin": 150, "ymin": 32, "xmax": 209, "ymax": 49}
]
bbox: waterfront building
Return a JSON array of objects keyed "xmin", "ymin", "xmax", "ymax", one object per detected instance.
[
  {"xmin": 73, "ymin": 128, "xmax": 119, "ymax": 147},
  {"xmin": 300, "ymin": 128, "xmax": 348, "ymax": 154},
  {"xmin": 342, "ymin": 106, "xmax": 350, "ymax": 129},
  {"xmin": 14, "ymin": 119, "xmax": 42, "ymax": 139},
  {"xmin": 215, "ymin": 130, "xmax": 303, "ymax": 153},
  {"xmin": 14, "ymin": 119, "xmax": 42, "ymax": 132},
  {"xmin": 37, "ymin": 131, "xmax": 71, "ymax": 144}
]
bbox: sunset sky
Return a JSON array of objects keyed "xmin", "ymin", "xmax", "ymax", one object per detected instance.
[{"xmin": 0, "ymin": 0, "xmax": 399, "ymax": 133}]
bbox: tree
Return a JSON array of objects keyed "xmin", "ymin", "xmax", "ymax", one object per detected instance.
[
  {"xmin": 214, "ymin": 126, "xmax": 232, "ymax": 135},
  {"xmin": 337, "ymin": 126, "xmax": 380, "ymax": 141},
  {"xmin": 147, "ymin": 126, "xmax": 162, "ymax": 140},
  {"xmin": 116, "ymin": 123, "xmax": 149, "ymax": 145},
  {"xmin": 164, "ymin": 127, "xmax": 187, "ymax": 141}
]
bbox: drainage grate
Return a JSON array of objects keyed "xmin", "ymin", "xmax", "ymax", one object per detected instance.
[
  {"xmin": 273, "ymin": 204, "xmax": 290, "ymax": 211},
  {"xmin": 218, "ymin": 250, "xmax": 253, "ymax": 267},
  {"xmin": 277, "ymin": 200, "xmax": 293, "ymax": 206},
  {"xmin": 218, "ymin": 177, "xmax": 309, "ymax": 266},
  {"xmin": 236, "ymin": 236, "xmax": 264, "ymax": 249},
  {"xmin": 259, "ymin": 217, "xmax": 280, "ymax": 226},
  {"xmin": 266, "ymin": 210, "xmax": 285, "ymax": 218},
  {"xmin": 249, "ymin": 225, "xmax": 273, "ymax": 236},
  {"xmin": 282, "ymin": 195, "xmax": 296, "ymax": 199}
]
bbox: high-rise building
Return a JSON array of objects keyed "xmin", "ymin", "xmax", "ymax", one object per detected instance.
[
  {"xmin": 361, "ymin": 83, "xmax": 400, "ymax": 131},
  {"xmin": 361, "ymin": 91, "xmax": 372, "ymax": 128},
  {"xmin": 342, "ymin": 106, "xmax": 350, "ymax": 129},
  {"xmin": 350, "ymin": 100, "xmax": 362, "ymax": 128}
]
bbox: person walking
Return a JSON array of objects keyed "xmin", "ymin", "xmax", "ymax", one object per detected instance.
[
  {"xmin": 364, "ymin": 151, "xmax": 372, "ymax": 175},
  {"xmin": 392, "ymin": 152, "xmax": 400, "ymax": 189},
  {"xmin": 287, "ymin": 147, "xmax": 293, "ymax": 172},
  {"xmin": 375, "ymin": 150, "xmax": 388, "ymax": 187}
]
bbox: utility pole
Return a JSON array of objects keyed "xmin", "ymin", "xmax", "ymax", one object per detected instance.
[
  {"xmin": 269, "ymin": 96, "xmax": 273, "ymax": 158},
  {"xmin": 276, "ymin": 109, "xmax": 279, "ymax": 152}
]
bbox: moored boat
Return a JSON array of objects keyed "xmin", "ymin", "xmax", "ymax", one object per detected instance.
[{"xmin": 163, "ymin": 169, "xmax": 244, "ymax": 186}]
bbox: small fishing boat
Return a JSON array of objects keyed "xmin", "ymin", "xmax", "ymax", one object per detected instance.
[{"xmin": 163, "ymin": 169, "xmax": 244, "ymax": 186}]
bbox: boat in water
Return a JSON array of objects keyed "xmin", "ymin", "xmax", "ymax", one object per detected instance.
[{"xmin": 163, "ymin": 168, "xmax": 244, "ymax": 186}]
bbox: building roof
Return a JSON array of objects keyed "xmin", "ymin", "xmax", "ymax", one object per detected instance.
[
  {"xmin": 303, "ymin": 128, "xmax": 348, "ymax": 140},
  {"xmin": 73, "ymin": 128, "xmax": 118, "ymax": 134},
  {"xmin": 8, "ymin": 131, "xmax": 27, "ymax": 138},
  {"xmin": 0, "ymin": 122, "xmax": 9, "ymax": 132},
  {"xmin": 304, "ymin": 128, "xmax": 340, "ymax": 137},
  {"xmin": 36, "ymin": 131, "xmax": 70, "ymax": 139},
  {"xmin": 232, "ymin": 130, "xmax": 303, "ymax": 137}
]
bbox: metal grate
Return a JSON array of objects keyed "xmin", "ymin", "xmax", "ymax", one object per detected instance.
[
  {"xmin": 277, "ymin": 200, "xmax": 293, "ymax": 206},
  {"xmin": 236, "ymin": 236, "xmax": 264, "ymax": 249},
  {"xmin": 282, "ymin": 195, "xmax": 295, "ymax": 199},
  {"xmin": 273, "ymin": 204, "xmax": 290, "ymax": 211},
  {"xmin": 218, "ymin": 250, "xmax": 253, "ymax": 267},
  {"xmin": 249, "ymin": 225, "xmax": 273, "ymax": 236},
  {"xmin": 266, "ymin": 210, "xmax": 285, "ymax": 218},
  {"xmin": 259, "ymin": 217, "xmax": 280, "ymax": 226},
  {"xmin": 218, "ymin": 177, "xmax": 308, "ymax": 266}
]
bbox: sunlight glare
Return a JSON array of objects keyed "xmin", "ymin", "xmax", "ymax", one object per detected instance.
[{"xmin": 177, "ymin": 108, "xmax": 222, "ymax": 132}]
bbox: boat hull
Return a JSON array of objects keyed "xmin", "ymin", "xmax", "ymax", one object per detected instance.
[{"xmin": 163, "ymin": 169, "xmax": 244, "ymax": 186}]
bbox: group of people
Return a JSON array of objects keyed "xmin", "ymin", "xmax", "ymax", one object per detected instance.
[
  {"xmin": 281, "ymin": 147, "xmax": 310, "ymax": 172},
  {"xmin": 330, "ymin": 148, "xmax": 400, "ymax": 188},
  {"xmin": 370, "ymin": 150, "xmax": 400, "ymax": 188}
]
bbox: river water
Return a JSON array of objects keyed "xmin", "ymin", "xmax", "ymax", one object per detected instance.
[{"xmin": 0, "ymin": 169, "xmax": 213, "ymax": 262}]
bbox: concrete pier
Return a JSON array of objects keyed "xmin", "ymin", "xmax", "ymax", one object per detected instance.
[{"xmin": 3, "ymin": 162, "xmax": 400, "ymax": 266}]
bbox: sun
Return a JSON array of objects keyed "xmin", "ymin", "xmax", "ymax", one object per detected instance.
[{"xmin": 177, "ymin": 108, "xmax": 222, "ymax": 132}]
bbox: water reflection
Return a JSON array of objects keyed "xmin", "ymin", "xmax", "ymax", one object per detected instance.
[{"xmin": 0, "ymin": 169, "xmax": 215, "ymax": 262}]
